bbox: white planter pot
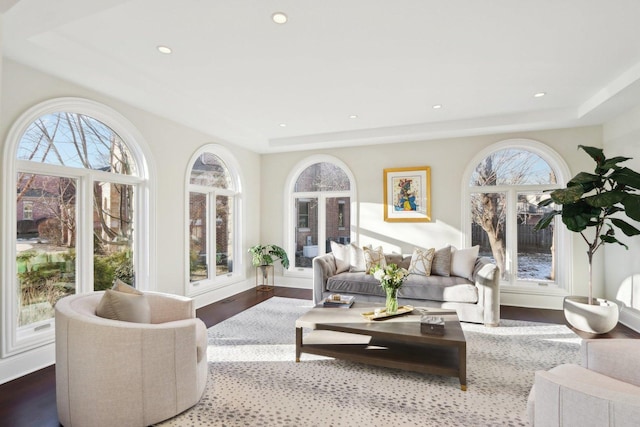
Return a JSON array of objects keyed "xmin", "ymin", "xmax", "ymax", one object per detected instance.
[{"xmin": 563, "ymin": 296, "xmax": 619, "ymax": 334}]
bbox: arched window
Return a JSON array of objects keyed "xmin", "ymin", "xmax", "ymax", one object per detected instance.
[
  {"xmin": 463, "ymin": 139, "xmax": 571, "ymax": 292},
  {"xmin": 3, "ymin": 98, "xmax": 153, "ymax": 356},
  {"xmin": 286, "ymin": 156, "xmax": 356, "ymax": 273},
  {"xmin": 186, "ymin": 145, "xmax": 242, "ymax": 295}
]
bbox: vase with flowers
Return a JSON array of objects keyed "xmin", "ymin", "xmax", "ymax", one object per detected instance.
[{"xmin": 371, "ymin": 263, "xmax": 409, "ymax": 314}]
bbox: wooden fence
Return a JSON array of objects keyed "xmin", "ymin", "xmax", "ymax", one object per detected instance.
[{"xmin": 472, "ymin": 224, "xmax": 554, "ymax": 252}]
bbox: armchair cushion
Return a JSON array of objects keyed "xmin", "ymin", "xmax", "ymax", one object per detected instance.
[{"xmin": 528, "ymin": 339, "xmax": 640, "ymax": 426}]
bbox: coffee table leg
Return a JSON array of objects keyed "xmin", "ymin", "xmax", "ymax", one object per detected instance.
[
  {"xmin": 459, "ymin": 342, "xmax": 467, "ymax": 391},
  {"xmin": 295, "ymin": 327, "xmax": 302, "ymax": 362}
]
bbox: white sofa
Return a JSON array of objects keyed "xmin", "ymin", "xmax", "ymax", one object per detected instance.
[
  {"xmin": 527, "ymin": 339, "xmax": 640, "ymax": 426},
  {"xmin": 55, "ymin": 291, "xmax": 208, "ymax": 427}
]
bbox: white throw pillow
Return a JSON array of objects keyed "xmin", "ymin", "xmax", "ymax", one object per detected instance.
[
  {"xmin": 408, "ymin": 247, "xmax": 435, "ymax": 276},
  {"xmin": 349, "ymin": 243, "xmax": 367, "ymax": 272},
  {"xmin": 450, "ymin": 246, "xmax": 480, "ymax": 280},
  {"xmin": 363, "ymin": 246, "xmax": 386, "ymax": 273},
  {"xmin": 330, "ymin": 241, "xmax": 350, "ymax": 274}
]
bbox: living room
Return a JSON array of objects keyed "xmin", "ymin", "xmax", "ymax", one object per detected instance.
[{"xmin": 1, "ymin": 1, "xmax": 640, "ymax": 425}]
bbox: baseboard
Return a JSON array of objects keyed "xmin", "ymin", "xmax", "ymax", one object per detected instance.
[{"xmin": 0, "ymin": 343, "xmax": 55, "ymax": 385}]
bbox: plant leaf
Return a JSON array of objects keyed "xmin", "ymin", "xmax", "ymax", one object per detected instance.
[
  {"xmin": 610, "ymin": 218, "xmax": 640, "ymax": 236},
  {"xmin": 584, "ymin": 190, "xmax": 626, "ymax": 207},
  {"xmin": 622, "ymin": 193, "xmax": 640, "ymax": 221},
  {"xmin": 578, "ymin": 145, "xmax": 605, "ymax": 166},
  {"xmin": 550, "ymin": 186, "xmax": 584, "ymax": 204},
  {"xmin": 561, "ymin": 201, "xmax": 600, "ymax": 232},
  {"xmin": 601, "ymin": 156, "xmax": 632, "ymax": 171},
  {"xmin": 610, "ymin": 167, "xmax": 640, "ymax": 190},
  {"xmin": 600, "ymin": 234, "xmax": 629, "ymax": 249},
  {"xmin": 534, "ymin": 210, "xmax": 558, "ymax": 230}
]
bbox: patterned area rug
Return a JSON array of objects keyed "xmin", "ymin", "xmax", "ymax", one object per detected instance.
[{"xmin": 157, "ymin": 297, "xmax": 580, "ymax": 427}]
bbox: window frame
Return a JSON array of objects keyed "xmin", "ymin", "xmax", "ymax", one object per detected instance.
[
  {"xmin": 462, "ymin": 139, "xmax": 572, "ymax": 296},
  {"xmin": 2, "ymin": 97, "xmax": 155, "ymax": 357},
  {"xmin": 284, "ymin": 155, "xmax": 357, "ymax": 277},
  {"xmin": 184, "ymin": 144, "xmax": 244, "ymax": 296}
]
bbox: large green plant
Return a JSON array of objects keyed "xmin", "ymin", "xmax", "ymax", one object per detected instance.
[
  {"xmin": 248, "ymin": 244, "xmax": 290, "ymax": 269},
  {"xmin": 535, "ymin": 145, "xmax": 640, "ymax": 304}
]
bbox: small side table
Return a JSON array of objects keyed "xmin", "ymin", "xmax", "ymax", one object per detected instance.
[{"xmin": 256, "ymin": 265, "xmax": 274, "ymax": 292}]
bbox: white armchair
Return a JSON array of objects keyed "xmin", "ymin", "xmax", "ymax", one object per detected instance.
[
  {"xmin": 527, "ymin": 339, "xmax": 640, "ymax": 426},
  {"xmin": 55, "ymin": 291, "xmax": 208, "ymax": 427}
]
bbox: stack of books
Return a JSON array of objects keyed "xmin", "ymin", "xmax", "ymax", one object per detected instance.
[{"xmin": 323, "ymin": 294, "xmax": 355, "ymax": 308}]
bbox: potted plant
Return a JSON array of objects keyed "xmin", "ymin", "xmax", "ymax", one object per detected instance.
[
  {"xmin": 535, "ymin": 145, "xmax": 640, "ymax": 333},
  {"xmin": 249, "ymin": 244, "xmax": 290, "ymax": 289}
]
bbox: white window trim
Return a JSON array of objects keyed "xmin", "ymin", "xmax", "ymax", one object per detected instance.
[
  {"xmin": 461, "ymin": 138, "xmax": 572, "ymax": 296},
  {"xmin": 284, "ymin": 155, "xmax": 357, "ymax": 278},
  {"xmin": 184, "ymin": 144, "xmax": 245, "ymax": 296},
  {"xmin": 2, "ymin": 97, "xmax": 156, "ymax": 357}
]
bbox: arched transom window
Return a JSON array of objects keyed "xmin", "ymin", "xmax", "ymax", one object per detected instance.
[
  {"xmin": 3, "ymin": 98, "xmax": 152, "ymax": 357},
  {"xmin": 287, "ymin": 157, "xmax": 356, "ymax": 273},
  {"xmin": 186, "ymin": 145, "xmax": 242, "ymax": 295},
  {"xmin": 465, "ymin": 139, "xmax": 571, "ymax": 291}
]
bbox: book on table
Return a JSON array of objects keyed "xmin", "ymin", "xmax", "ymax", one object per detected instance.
[{"xmin": 323, "ymin": 294, "xmax": 355, "ymax": 308}]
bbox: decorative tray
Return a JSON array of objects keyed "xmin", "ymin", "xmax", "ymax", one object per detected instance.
[{"xmin": 361, "ymin": 305, "xmax": 414, "ymax": 321}]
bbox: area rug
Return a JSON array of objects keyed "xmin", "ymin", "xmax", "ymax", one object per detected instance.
[{"xmin": 157, "ymin": 297, "xmax": 581, "ymax": 427}]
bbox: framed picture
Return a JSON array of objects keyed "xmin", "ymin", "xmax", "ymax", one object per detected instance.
[{"xmin": 383, "ymin": 166, "xmax": 431, "ymax": 222}]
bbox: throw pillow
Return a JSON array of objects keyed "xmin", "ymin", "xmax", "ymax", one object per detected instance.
[
  {"xmin": 349, "ymin": 243, "xmax": 367, "ymax": 272},
  {"xmin": 450, "ymin": 245, "xmax": 480, "ymax": 281},
  {"xmin": 96, "ymin": 287, "xmax": 151, "ymax": 323},
  {"xmin": 330, "ymin": 241, "xmax": 350, "ymax": 274},
  {"xmin": 408, "ymin": 247, "xmax": 435, "ymax": 276},
  {"xmin": 363, "ymin": 246, "xmax": 386, "ymax": 273},
  {"xmin": 112, "ymin": 279, "xmax": 140, "ymax": 294},
  {"xmin": 431, "ymin": 246, "xmax": 452, "ymax": 276}
]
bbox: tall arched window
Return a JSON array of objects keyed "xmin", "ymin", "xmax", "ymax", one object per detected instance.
[
  {"xmin": 463, "ymin": 139, "xmax": 571, "ymax": 292},
  {"xmin": 186, "ymin": 145, "xmax": 243, "ymax": 295},
  {"xmin": 2, "ymin": 98, "xmax": 153, "ymax": 356},
  {"xmin": 286, "ymin": 156, "xmax": 356, "ymax": 274}
]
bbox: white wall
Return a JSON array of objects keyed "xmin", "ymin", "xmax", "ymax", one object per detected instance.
[
  {"xmin": 261, "ymin": 126, "xmax": 603, "ymax": 308},
  {"xmin": 603, "ymin": 106, "xmax": 640, "ymax": 332},
  {"xmin": 0, "ymin": 59, "xmax": 262, "ymax": 383}
]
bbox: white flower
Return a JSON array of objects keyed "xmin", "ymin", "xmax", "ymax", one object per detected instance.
[{"xmin": 373, "ymin": 269, "xmax": 384, "ymax": 281}]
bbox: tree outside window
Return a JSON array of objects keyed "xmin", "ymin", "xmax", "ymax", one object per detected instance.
[{"xmin": 469, "ymin": 147, "xmax": 560, "ymax": 285}]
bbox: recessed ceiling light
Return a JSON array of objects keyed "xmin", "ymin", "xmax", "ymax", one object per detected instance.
[
  {"xmin": 157, "ymin": 45, "xmax": 172, "ymax": 54},
  {"xmin": 534, "ymin": 92, "xmax": 546, "ymax": 98},
  {"xmin": 432, "ymin": 104, "xmax": 442, "ymax": 109},
  {"xmin": 279, "ymin": 123, "xmax": 287, "ymax": 127},
  {"xmin": 272, "ymin": 12, "xmax": 288, "ymax": 24},
  {"xmin": 349, "ymin": 115, "xmax": 358, "ymax": 119}
]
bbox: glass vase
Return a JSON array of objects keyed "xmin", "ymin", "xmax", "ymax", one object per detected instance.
[{"xmin": 385, "ymin": 288, "xmax": 398, "ymax": 314}]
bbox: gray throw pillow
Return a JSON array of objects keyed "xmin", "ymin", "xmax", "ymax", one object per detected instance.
[{"xmin": 431, "ymin": 246, "xmax": 451, "ymax": 276}]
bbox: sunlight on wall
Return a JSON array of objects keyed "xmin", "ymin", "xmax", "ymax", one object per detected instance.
[
  {"xmin": 358, "ymin": 202, "xmax": 461, "ymax": 253},
  {"xmin": 616, "ymin": 274, "xmax": 640, "ymax": 310}
]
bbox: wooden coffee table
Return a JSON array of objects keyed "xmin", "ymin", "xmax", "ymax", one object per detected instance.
[{"xmin": 295, "ymin": 302, "xmax": 467, "ymax": 390}]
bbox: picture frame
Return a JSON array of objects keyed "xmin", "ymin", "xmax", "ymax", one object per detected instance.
[{"xmin": 383, "ymin": 166, "xmax": 431, "ymax": 222}]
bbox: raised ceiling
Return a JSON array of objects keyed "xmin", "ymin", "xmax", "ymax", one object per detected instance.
[{"xmin": 4, "ymin": 0, "xmax": 640, "ymax": 153}]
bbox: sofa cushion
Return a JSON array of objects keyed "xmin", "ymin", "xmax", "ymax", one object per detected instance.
[
  {"xmin": 431, "ymin": 246, "xmax": 451, "ymax": 276},
  {"xmin": 330, "ymin": 241, "xmax": 350, "ymax": 274},
  {"xmin": 327, "ymin": 272, "xmax": 386, "ymax": 297},
  {"xmin": 327, "ymin": 272, "xmax": 478, "ymax": 304},
  {"xmin": 408, "ymin": 247, "xmax": 435, "ymax": 276},
  {"xmin": 385, "ymin": 253, "xmax": 411, "ymax": 270},
  {"xmin": 401, "ymin": 275, "xmax": 478, "ymax": 303},
  {"xmin": 96, "ymin": 288, "xmax": 151, "ymax": 323},
  {"xmin": 451, "ymin": 246, "xmax": 480, "ymax": 280},
  {"xmin": 363, "ymin": 246, "xmax": 386, "ymax": 273}
]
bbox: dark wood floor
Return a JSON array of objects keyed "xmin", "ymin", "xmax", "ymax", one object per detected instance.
[{"xmin": 1, "ymin": 287, "xmax": 637, "ymax": 427}]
